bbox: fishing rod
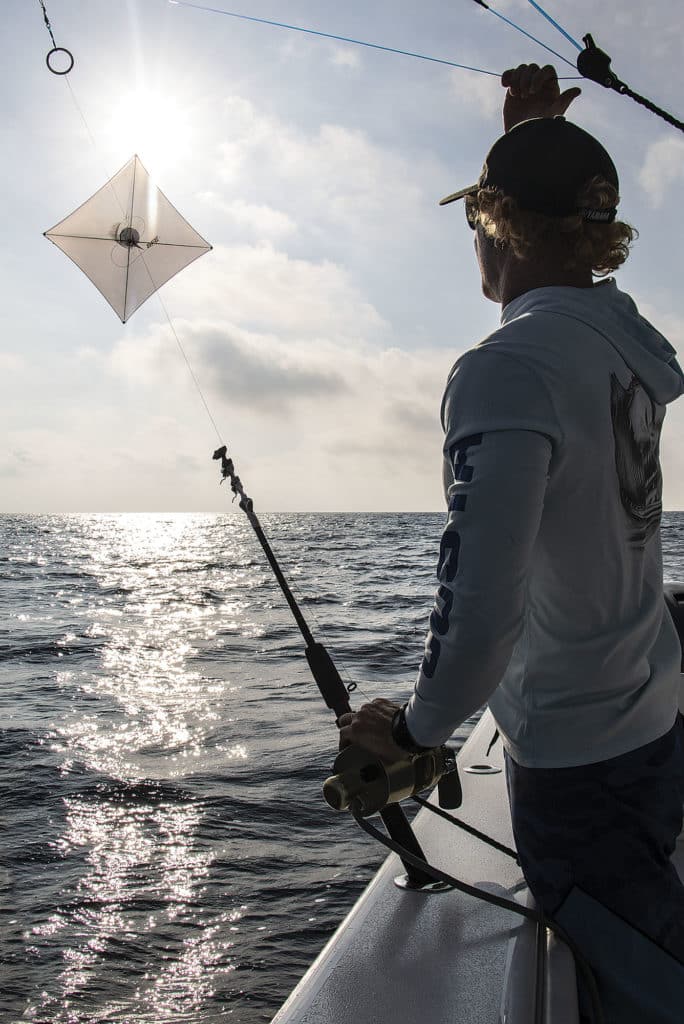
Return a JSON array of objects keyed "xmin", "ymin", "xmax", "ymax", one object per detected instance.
[
  {"xmin": 214, "ymin": 442, "xmax": 607, "ymax": 1019},
  {"xmin": 212, "ymin": 445, "xmax": 462, "ymax": 891},
  {"xmin": 35, "ymin": 0, "xmax": 461, "ymax": 895}
]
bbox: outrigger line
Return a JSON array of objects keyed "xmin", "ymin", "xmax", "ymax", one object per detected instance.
[
  {"xmin": 166, "ymin": 0, "xmax": 683, "ymax": 131},
  {"xmin": 167, "ymin": 0, "xmax": 500, "ymax": 76},
  {"xmin": 167, "ymin": 0, "xmax": 585, "ymax": 78},
  {"xmin": 469, "ymin": 0, "xmax": 577, "ymax": 70},
  {"xmin": 36, "ymin": 0, "xmax": 684, "ymax": 130}
]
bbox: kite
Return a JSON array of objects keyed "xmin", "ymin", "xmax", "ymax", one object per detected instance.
[{"xmin": 44, "ymin": 155, "xmax": 211, "ymax": 322}]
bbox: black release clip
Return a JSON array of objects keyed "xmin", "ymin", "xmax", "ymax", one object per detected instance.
[{"xmin": 577, "ymin": 34, "xmax": 625, "ymax": 93}]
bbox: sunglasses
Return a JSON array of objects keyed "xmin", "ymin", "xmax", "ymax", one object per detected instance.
[{"xmin": 464, "ymin": 193, "xmax": 479, "ymax": 231}]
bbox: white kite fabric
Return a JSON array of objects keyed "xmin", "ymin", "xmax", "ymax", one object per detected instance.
[{"xmin": 44, "ymin": 156, "xmax": 212, "ymax": 322}]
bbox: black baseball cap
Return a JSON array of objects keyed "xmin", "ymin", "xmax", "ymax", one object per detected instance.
[{"xmin": 439, "ymin": 117, "xmax": 619, "ymax": 222}]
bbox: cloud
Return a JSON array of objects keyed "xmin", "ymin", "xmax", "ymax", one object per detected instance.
[
  {"xmin": 0, "ymin": 353, "xmax": 25, "ymax": 372},
  {"xmin": 214, "ymin": 96, "xmax": 437, "ymax": 236},
  {"xmin": 98, "ymin": 304, "xmax": 449, "ymax": 509},
  {"xmin": 449, "ymin": 68, "xmax": 502, "ymax": 122},
  {"xmin": 195, "ymin": 194, "xmax": 297, "ymax": 239},
  {"xmin": 0, "ymin": 448, "xmax": 35, "ymax": 478},
  {"xmin": 110, "ymin": 319, "xmax": 349, "ymax": 414},
  {"xmin": 638, "ymin": 137, "xmax": 684, "ymax": 207},
  {"xmin": 165, "ymin": 242, "xmax": 388, "ymax": 341},
  {"xmin": 330, "ymin": 46, "xmax": 361, "ymax": 69}
]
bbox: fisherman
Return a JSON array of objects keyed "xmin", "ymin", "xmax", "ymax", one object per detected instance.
[{"xmin": 339, "ymin": 64, "xmax": 684, "ymax": 1019}]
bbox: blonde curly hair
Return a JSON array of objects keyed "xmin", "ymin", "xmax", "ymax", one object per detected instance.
[{"xmin": 472, "ymin": 176, "xmax": 637, "ymax": 276}]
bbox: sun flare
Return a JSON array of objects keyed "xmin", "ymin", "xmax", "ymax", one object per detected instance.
[{"xmin": 105, "ymin": 87, "xmax": 192, "ymax": 176}]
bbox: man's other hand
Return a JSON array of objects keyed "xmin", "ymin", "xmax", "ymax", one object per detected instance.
[
  {"xmin": 502, "ymin": 63, "xmax": 581, "ymax": 132},
  {"xmin": 337, "ymin": 698, "xmax": 407, "ymax": 763}
]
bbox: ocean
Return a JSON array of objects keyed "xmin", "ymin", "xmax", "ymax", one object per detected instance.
[{"xmin": 2, "ymin": 511, "xmax": 684, "ymax": 1024}]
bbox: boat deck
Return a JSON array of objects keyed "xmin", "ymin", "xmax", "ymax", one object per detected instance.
[
  {"xmin": 273, "ymin": 712, "xmax": 531, "ymax": 1023},
  {"xmin": 272, "ymin": 709, "xmax": 684, "ymax": 1024}
]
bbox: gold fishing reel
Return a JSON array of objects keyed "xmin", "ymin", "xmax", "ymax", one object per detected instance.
[{"xmin": 323, "ymin": 744, "xmax": 460, "ymax": 817}]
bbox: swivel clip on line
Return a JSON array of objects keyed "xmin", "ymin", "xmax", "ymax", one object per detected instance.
[
  {"xmin": 212, "ymin": 445, "xmax": 459, "ymax": 891},
  {"xmin": 38, "ymin": 0, "xmax": 74, "ymax": 74}
]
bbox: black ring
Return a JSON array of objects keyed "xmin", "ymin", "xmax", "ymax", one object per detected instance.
[{"xmin": 46, "ymin": 47, "xmax": 74, "ymax": 75}]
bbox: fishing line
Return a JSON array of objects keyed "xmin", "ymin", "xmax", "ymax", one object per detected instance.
[
  {"xmin": 37, "ymin": 1, "xmax": 128, "ymax": 217},
  {"xmin": 141, "ymin": 266, "xmax": 226, "ymax": 445},
  {"xmin": 37, "ymin": 0, "xmax": 74, "ymax": 73},
  {"xmin": 64, "ymin": 79, "xmax": 128, "ymax": 218},
  {"xmin": 38, "ymin": 2, "xmax": 373, "ymax": 712},
  {"xmin": 37, "ymin": 3, "xmax": 220, "ymax": 436},
  {"xmin": 166, "ymin": 0, "xmax": 501, "ymax": 76},
  {"xmin": 139, "ymin": 257, "xmax": 374, "ymax": 701},
  {"xmin": 36, "ymin": 1, "xmax": 221, "ymax": 441},
  {"xmin": 470, "ymin": 0, "xmax": 577, "ymax": 71}
]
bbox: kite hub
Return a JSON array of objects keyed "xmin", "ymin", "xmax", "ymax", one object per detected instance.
[{"xmin": 118, "ymin": 226, "xmax": 141, "ymax": 248}]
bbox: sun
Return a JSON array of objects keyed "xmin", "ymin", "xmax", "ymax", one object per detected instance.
[{"xmin": 104, "ymin": 86, "xmax": 193, "ymax": 177}]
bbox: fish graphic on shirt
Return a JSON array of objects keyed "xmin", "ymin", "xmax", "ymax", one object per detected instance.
[{"xmin": 610, "ymin": 372, "xmax": 664, "ymax": 548}]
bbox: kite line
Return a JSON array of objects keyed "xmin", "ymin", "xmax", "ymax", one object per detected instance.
[
  {"xmin": 36, "ymin": 0, "xmax": 683, "ymax": 128},
  {"xmin": 36, "ymin": 0, "xmax": 226, "ymax": 442},
  {"xmin": 140, "ymin": 265, "xmax": 225, "ymax": 445}
]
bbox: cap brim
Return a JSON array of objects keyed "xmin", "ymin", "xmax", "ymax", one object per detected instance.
[{"xmin": 438, "ymin": 184, "xmax": 478, "ymax": 207}]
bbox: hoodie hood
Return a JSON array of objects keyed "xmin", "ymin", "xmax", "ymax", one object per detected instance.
[{"xmin": 501, "ymin": 279, "xmax": 684, "ymax": 406}]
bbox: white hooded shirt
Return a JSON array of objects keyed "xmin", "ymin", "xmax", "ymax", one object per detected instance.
[{"xmin": 404, "ymin": 279, "xmax": 684, "ymax": 768}]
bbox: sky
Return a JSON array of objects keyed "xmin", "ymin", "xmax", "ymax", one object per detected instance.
[{"xmin": 3, "ymin": 0, "xmax": 684, "ymax": 511}]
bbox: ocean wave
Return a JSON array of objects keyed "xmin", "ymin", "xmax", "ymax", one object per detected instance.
[
  {"xmin": 1, "ymin": 511, "xmax": 683, "ymax": 1024},
  {"xmin": 0, "ymin": 637, "xmax": 105, "ymax": 663}
]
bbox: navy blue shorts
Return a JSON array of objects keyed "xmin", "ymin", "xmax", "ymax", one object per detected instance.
[{"xmin": 505, "ymin": 715, "xmax": 684, "ymax": 964}]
